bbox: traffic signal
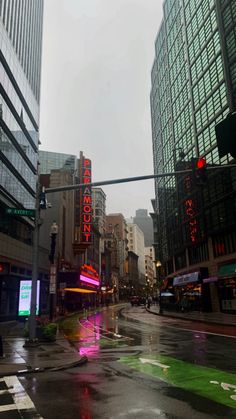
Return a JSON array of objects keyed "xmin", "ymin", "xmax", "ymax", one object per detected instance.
[
  {"xmin": 191, "ymin": 157, "xmax": 207, "ymax": 186},
  {"xmin": 215, "ymin": 113, "xmax": 236, "ymax": 159},
  {"xmin": 0, "ymin": 263, "xmax": 9, "ymax": 275},
  {"xmin": 39, "ymin": 187, "xmax": 47, "ymax": 209}
]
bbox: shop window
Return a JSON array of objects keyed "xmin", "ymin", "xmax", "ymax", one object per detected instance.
[{"xmin": 212, "ymin": 231, "xmax": 236, "ymax": 258}]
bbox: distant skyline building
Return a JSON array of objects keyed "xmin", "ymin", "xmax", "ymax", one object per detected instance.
[
  {"xmin": 150, "ymin": 0, "xmax": 236, "ymax": 313},
  {"xmin": 39, "ymin": 150, "xmax": 76, "ymax": 174},
  {"xmin": 127, "ymin": 223, "xmax": 145, "ymax": 284},
  {"xmin": 133, "ymin": 209, "xmax": 154, "ymax": 247},
  {"xmin": 0, "ymin": 1, "xmax": 44, "ymax": 320}
]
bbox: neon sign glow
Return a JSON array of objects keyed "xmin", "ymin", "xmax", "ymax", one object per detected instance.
[{"xmin": 80, "ymin": 274, "xmax": 100, "ymax": 287}]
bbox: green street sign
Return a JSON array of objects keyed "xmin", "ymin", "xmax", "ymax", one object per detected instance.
[{"xmin": 5, "ymin": 208, "xmax": 35, "ymax": 217}]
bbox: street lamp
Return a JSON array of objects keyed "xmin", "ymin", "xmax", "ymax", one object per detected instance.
[
  {"xmin": 154, "ymin": 260, "xmax": 163, "ymax": 315},
  {"xmin": 49, "ymin": 221, "xmax": 58, "ymax": 321}
]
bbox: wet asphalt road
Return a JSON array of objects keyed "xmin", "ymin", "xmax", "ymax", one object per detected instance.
[{"xmin": 15, "ymin": 305, "xmax": 236, "ymax": 418}]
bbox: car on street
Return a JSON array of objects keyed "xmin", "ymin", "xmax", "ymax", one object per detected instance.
[{"xmin": 130, "ymin": 296, "xmax": 146, "ymax": 306}]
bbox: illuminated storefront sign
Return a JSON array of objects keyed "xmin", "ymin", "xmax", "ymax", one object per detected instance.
[
  {"xmin": 18, "ymin": 280, "xmax": 40, "ymax": 316},
  {"xmin": 79, "ymin": 264, "xmax": 100, "ymax": 288},
  {"xmin": 81, "ymin": 157, "xmax": 92, "ymax": 243},
  {"xmin": 173, "ymin": 272, "xmax": 199, "ymax": 286}
]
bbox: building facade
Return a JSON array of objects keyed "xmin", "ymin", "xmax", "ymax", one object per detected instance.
[
  {"xmin": 127, "ymin": 223, "xmax": 146, "ymax": 285},
  {"xmin": 133, "ymin": 209, "xmax": 154, "ymax": 247},
  {"xmin": 0, "ymin": 1, "xmax": 44, "ymax": 320},
  {"xmin": 150, "ymin": 0, "xmax": 236, "ymax": 313},
  {"xmin": 92, "ymin": 188, "xmax": 106, "ymax": 235}
]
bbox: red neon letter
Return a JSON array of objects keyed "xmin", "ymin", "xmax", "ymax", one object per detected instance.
[{"xmin": 83, "ymin": 205, "xmax": 91, "ymax": 213}]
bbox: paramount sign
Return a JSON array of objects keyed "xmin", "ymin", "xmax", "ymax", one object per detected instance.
[{"xmin": 81, "ymin": 157, "xmax": 92, "ymax": 244}]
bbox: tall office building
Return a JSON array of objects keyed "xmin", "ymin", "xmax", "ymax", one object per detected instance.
[
  {"xmin": 0, "ymin": 1, "xmax": 44, "ymax": 320},
  {"xmin": 133, "ymin": 209, "xmax": 154, "ymax": 247},
  {"xmin": 150, "ymin": 0, "xmax": 236, "ymax": 312}
]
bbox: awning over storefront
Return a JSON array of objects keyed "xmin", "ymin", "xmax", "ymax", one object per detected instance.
[
  {"xmin": 173, "ymin": 271, "xmax": 199, "ymax": 286},
  {"xmin": 64, "ymin": 288, "xmax": 97, "ymax": 294},
  {"xmin": 218, "ymin": 263, "xmax": 236, "ymax": 277}
]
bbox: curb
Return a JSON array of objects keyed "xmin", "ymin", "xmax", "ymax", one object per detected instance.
[
  {"xmin": 0, "ymin": 355, "xmax": 88, "ymax": 378},
  {"xmin": 146, "ymin": 307, "xmax": 236, "ymax": 327}
]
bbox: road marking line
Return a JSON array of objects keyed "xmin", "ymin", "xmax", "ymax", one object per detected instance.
[
  {"xmin": 139, "ymin": 358, "xmax": 170, "ymax": 369},
  {"xmin": 4, "ymin": 376, "xmax": 35, "ymax": 410}
]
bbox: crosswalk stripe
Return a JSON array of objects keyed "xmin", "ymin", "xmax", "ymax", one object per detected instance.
[
  {"xmin": 4, "ymin": 376, "xmax": 35, "ymax": 410},
  {"xmin": 0, "ymin": 404, "xmax": 17, "ymax": 412}
]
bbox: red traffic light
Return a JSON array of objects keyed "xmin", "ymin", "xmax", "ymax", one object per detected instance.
[{"xmin": 196, "ymin": 157, "xmax": 206, "ymax": 169}]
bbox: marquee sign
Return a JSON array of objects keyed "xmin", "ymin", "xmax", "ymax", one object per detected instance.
[
  {"xmin": 79, "ymin": 264, "xmax": 100, "ymax": 287},
  {"xmin": 81, "ymin": 157, "xmax": 92, "ymax": 243}
]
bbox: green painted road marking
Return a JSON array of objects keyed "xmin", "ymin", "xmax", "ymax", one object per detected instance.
[{"xmin": 119, "ymin": 354, "xmax": 236, "ymax": 409}]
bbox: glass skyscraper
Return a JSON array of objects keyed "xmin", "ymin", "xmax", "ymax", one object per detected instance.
[
  {"xmin": 0, "ymin": 1, "xmax": 44, "ymax": 320},
  {"xmin": 151, "ymin": 0, "xmax": 236, "ymax": 313}
]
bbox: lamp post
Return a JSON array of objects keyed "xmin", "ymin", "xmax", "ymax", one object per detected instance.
[
  {"xmin": 155, "ymin": 260, "xmax": 163, "ymax": 315},
  {"xmin": 49, "ymin": 221, "xmax": 58, "ymax": 321}
]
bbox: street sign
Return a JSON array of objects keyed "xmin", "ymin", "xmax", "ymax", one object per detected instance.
[
  {"xmin": 5, "ymin": 208, "xmax": 35, "ymax": 217},
  {"xmin": 50, "ymin": 265, "xmax": 57, "ymax": 294}
]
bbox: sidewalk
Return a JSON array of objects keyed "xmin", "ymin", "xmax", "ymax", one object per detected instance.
[
  {"xmin": 0, "ymin": 320, "xmax": 87, "ymax": 377},
  {"xmin": 146, "ymin": 305, "xmax": 236, "ymax": 326}
]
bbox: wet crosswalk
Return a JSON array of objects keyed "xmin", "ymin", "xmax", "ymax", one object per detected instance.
[{"xmin": 0, "ymin": 376, "xmax": 42, "ymax": 418}]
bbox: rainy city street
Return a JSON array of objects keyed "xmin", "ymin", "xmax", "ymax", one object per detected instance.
[{"xmin": 16, "ymin": 304, "xmax": 236, "ymax": 419}]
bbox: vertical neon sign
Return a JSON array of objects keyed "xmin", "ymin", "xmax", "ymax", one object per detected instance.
[
  {"xmin": 81, "ymin": 157, "xmax": 92, "ymax": 243},
  {"xmin": 183, "ymin": 173, "xmax": 198, "ymax": 243}
]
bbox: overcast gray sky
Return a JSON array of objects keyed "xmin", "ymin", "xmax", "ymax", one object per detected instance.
[{"xmin": 40, "ymin": 0, "xmax": 163, "ymax": 218}]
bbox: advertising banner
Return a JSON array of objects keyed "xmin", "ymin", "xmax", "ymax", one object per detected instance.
[{"xmin": 18, "ymin": 280, "xmax": 40, "ymax": 316}]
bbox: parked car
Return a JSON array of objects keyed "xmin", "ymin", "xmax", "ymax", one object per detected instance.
[
  {"xmin": 130, "ymin": 296, "xmax": 140, "ymax": 306},
  {"xmin": 130, "ymin": 296, "xmax": 146, "ymax": 306}
]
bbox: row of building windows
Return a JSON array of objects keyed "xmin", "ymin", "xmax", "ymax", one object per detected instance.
[
  {"xmin": 190, "ymin": 32, "xmax": 221, "ymax": 84},
  {"xmin": 0, "ymin": 0, "xmax": 43, "ymax": 101},
  {"xmin": 193, "ymin": 55, "xmax": 224, "ymax": 109},
  {"xmin": 0, "ymin": 159, "xmax": 35, "ymax": 208},
  {"xmin": 188, "ymin": 10, "xmax": 217, "ymax": 64},
  {"xmin": 165, "ymin": 0, "xmax": 180, "ymax": 32},
  {"xmin": 186, "ymin": 0, "xmax": 215, "ymax": 44},
  {"xmin": 173, "ymin": 102, "xmax": 192, "ymax": 140},
  {"xmin": 168, "ymin": 30, "xmax": 184, "ymax": 67},
  {"xmin": 184, "ymin": 0, "xmax": 214, "ymax": 24},
  {"xmin": 1, "ymin": 95, "xmax": 37, "ymax": 170},
  {"xmin": 170, "ymin": 63, "xmax": 188, "ymax": 102},
  {"xmin": 195, "ymin": 83, "xmax": 227, "ymax": 132},
  {"xmin": 166, "ymin": 10, "xmax": 182, "ymax": 52}
]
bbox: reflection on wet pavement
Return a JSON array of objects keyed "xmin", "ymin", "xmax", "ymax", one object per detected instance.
[{"xmin": 61, "ymin": 306, "xmax": 236, "ymax": 374}]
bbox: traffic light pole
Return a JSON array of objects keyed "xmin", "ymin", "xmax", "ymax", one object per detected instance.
[
  {"xmin": 27, "ymin": 177, "xmax": 40, "ymax": 344},
  {"xmin": 45, "ymin": 164, "xmax": 236, "ymax": 194}
]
